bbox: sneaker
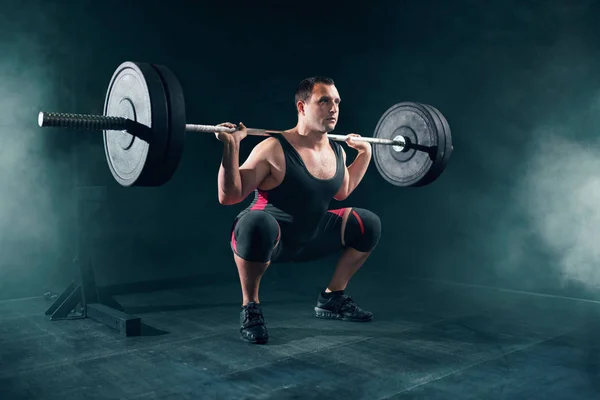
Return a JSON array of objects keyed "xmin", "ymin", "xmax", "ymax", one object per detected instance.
[
  {"xmin": 314, "ymin": 291, "xmax": 373, "ymax": 322},
  {"xmin": 240, "ymin": 302, "xmax": 269, "ymax": 344}
]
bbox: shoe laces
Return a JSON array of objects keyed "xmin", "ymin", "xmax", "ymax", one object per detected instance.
[
  {"xmin": 339, "ymin": 295, "xmax": 361, "ymax": 313},
  {"xmin": 242, "ymin": 304, "xmax": 264, "ymax": 327}
]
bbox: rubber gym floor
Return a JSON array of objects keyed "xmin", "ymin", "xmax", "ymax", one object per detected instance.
[{"xmin": 1, "ymin": 275, "xmax": 598, "ymax": 400}]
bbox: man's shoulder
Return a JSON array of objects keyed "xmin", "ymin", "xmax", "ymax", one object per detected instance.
[
  {"xmin": 252, "ymin": 136, "xmax": 279, "ymax": 150},
  {"xmin": 251, "ymin": 136, "xmax": 283, "ymax": 161}
]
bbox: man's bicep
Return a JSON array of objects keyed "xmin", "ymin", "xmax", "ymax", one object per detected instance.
[
  {"xmin": 334, "ymin": 168, "xmax": 349, "ymax": 200},
  {"xmin": 334, "ymin": 147, "xmax": 350, "ymax": 200}
]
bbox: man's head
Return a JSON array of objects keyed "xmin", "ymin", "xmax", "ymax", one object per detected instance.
[{"xmin": 295, "ymin": 76, "xmax": 340, "ymax": 133}]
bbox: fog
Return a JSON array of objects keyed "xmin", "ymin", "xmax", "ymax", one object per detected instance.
[
  {"xmin": 518, "ymin": 123, "xmax": 600, "ymax": 288},
  {"xmin": 0, "ymin": 6, "xmax": 74, "ymax": 299}
]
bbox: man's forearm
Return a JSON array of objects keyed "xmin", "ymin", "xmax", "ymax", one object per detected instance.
[
  {"xmin": 346, "ymin": 149, "xmax": 372, "ymax": 194},
  {"xmin": 218, "ymin": 139, "xmax": 242, "ymax": 203}
]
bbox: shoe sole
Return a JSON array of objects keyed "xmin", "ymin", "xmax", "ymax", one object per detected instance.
[
  {"xmin": 241, "ymin": 335, "xmax": 269, "ymax": 344},
  {"xmin": 314, "ymin": 307, "xmax": 372, "ymax": 322}
]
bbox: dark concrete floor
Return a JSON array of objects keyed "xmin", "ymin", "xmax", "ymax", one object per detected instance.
[{"xmin": 1, "ymin": 277, "xmax": 599, "ymax": 400}]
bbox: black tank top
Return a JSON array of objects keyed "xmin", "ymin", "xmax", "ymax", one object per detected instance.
[{"xmin": 237, "ymin": 134, "xmax": 345, "ymax": 244}]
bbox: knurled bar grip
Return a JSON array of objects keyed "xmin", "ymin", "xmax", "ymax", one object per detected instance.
[{"xmin": 38, "ymin": 112, "xmax": 130, "ymax": 130}]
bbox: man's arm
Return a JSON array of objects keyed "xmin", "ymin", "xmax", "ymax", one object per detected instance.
[
  {"xmin": 334, "ymin": 145, "xmax": 372, "ymax": 201},
  {"xmin": 218, "ymin": 138, "xmax": 272, "ymax": 205}
]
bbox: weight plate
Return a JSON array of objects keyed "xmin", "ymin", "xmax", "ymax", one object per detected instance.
[
  {"xmin": 373, "ymin": 102, "xmax": 445, "ymax": 187},
  {"xmin": 150, "ymin": 63, "xmax": 186, "ymax": 186},
  {"xmin": 103, "ymin": 61, "xmax": 169, "ymax": 187},
  {"xmin": 420, "ymin": 103, "xmax": 453, "ymax": 186}
]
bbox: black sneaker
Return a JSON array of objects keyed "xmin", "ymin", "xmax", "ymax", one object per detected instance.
[
  {"xmin": 314, "ymin": 291, "xmax": 373, "ymax": 322},
  {"xmin": 240, "ymin": 302, "xmax": 269, "ymax": 344}
]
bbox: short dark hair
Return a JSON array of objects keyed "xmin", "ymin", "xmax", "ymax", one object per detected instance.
[{"xmin": 295, "ymin": 76, "xmax": 335, "ymax": 105}]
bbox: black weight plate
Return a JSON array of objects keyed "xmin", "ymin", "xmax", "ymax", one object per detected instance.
[
  {"xmin": 372, "ymin": 102, "xmax": 443, "ymax": 187},
  {"xmin": 103, "ymin": 61, "xmax": 169, "ymax": 187},
  {"xmin": 150, "ymin": 63, "xmax": 186, "ymax": 186},
  {"xmin": 416, "ymin": 104, "xmax": 453, "ymax": 186},
  {"xmin": 423, "ymin": 104, "xmax": 453, "ymax": 184}
]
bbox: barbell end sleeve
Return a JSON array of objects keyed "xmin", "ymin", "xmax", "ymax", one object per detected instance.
[
  {"xmin": 38, "ymin": 112, "xmax": 45, "ymax": 127},
  {"xmin": 37, "ymin": 112, "xmax": 132, "ymax": 131}
]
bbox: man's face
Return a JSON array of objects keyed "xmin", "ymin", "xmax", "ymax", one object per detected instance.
[{"xmin": 302, "ymin": 83, "xmax": 341, "ymax": 133}]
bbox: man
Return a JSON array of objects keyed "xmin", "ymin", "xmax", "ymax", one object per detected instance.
[{"xmin": 215, "ymin": 77, "xmax": 381, "ymax": 344}]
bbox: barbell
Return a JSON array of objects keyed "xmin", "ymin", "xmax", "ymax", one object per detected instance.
[{"xmin": 37, "ymin": 61, "xmax": 453, "ymax": 188}]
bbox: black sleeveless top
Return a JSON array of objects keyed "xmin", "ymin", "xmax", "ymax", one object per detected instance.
[{"xmin": 236, "ymin": 134, "xmax": 345, "ymax": 244}]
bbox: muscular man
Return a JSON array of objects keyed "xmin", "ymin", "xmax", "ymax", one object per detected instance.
[{"xmin": 215, "ymin": 77, "xmax": 381, "ymax": 344}]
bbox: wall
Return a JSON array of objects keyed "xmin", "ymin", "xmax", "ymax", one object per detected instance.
[{"xmin": 1, "ymin": 0, "xmax": 600, "ymax": 301}]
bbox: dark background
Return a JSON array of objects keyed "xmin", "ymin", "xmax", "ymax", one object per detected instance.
[{"xmin": 1, "ymin": 0, "xmax": 600, "ymax": 302}]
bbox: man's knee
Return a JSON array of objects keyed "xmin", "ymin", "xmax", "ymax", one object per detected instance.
[
  {"xmin": 343, "ymin": 208, "xmax": 381, "ymax": 252},
  {"xmin": 231, "ymin": 211, "xmax": 280, "ymax": 262}
]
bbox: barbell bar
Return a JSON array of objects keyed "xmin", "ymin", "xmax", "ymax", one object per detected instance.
[
  {"xmin": 37, "ymin": 112, "xmax": 408, "ymax": 150},
  {"xmin": 36, "ymin": 61, "xmax": 452, "ymax": 188}
]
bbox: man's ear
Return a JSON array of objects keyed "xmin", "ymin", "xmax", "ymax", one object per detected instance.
[{"xmin": 297, "ymin": 101, "xmax": 305, "ymax": 115}]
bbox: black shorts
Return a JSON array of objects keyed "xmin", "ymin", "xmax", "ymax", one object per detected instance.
[{"xmin": 230, "ymin": 208, "xmax": 348, "ymax": 263}]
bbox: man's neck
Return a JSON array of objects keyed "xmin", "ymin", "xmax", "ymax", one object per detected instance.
[{"xmin": 292, "ymin": 124, "xmax": 329, "ymax": 150}]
